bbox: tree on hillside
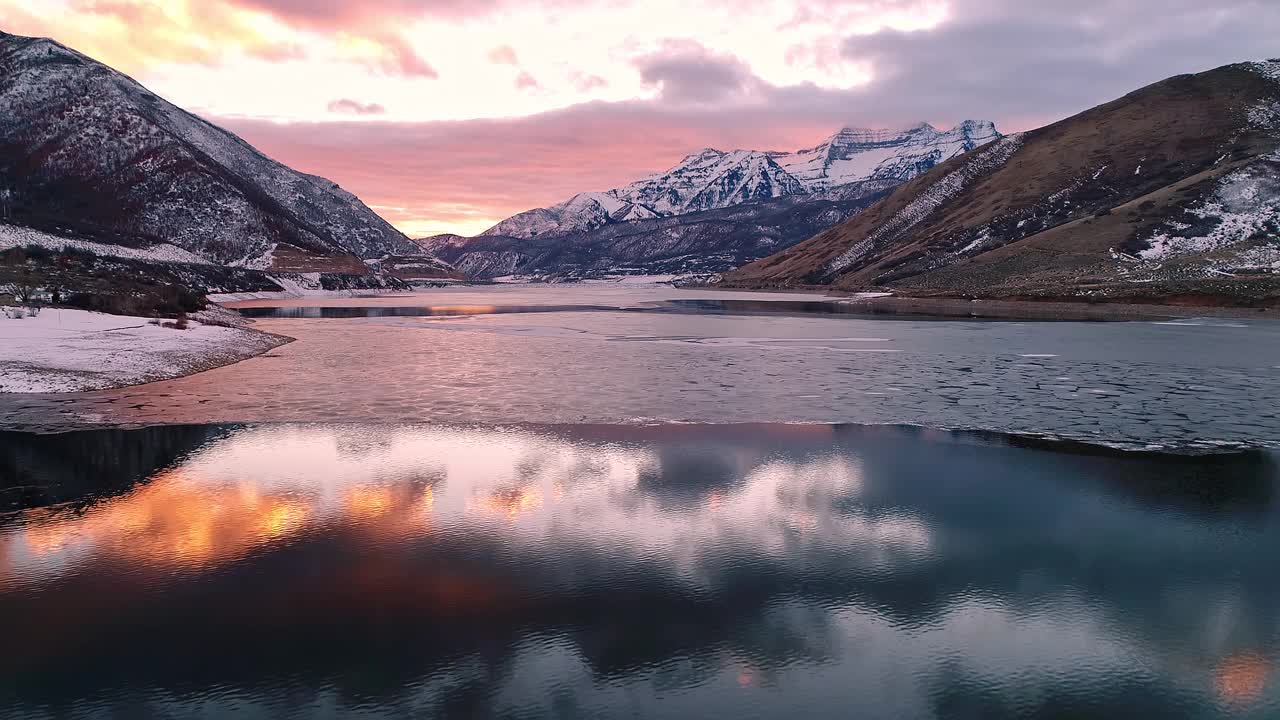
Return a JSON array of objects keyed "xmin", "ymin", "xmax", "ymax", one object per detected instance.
[{"xmin": 6, "ymin": 274, "xmax": 40, "ymax": 304}]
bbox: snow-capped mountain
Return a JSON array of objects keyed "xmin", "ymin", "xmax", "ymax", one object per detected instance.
[
  {"xmin": 487, "ymin": 192, "xmax": 661, "ymax": 239},
  {"xmin": 618, "ymin": 149, "xmax": 806, "ymax": 215},
  {"xmin": 482, "ymin": 121, "xmax": 1000, "ymax": 239},
  {"xmin": 0, "ymin": 31, "xmax": 432, "ymax": 272},
  {"xmin": 772, "ymin": 120, "xmax": 1000, "ymax": 191},
  {"xmin": 419, "ymin": 191, "xmax": 888, "ymax": 280}
]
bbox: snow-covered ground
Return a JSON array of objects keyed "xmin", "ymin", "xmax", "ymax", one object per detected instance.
[
  {"xmin": 0, "ymin": 223, "xmax": 209, "ymax": 264},
  {"xmin": 0, "ymin": 307, "xmax": 288, "ymax": 393}
]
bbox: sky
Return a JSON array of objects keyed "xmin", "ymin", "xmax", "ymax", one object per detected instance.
[{"xmin": 1, "ymin": 0, "xmax": 1276, "ymax": 237}]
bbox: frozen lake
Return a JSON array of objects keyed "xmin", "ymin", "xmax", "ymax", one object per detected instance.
[{"xmin": 2, "ymin": 285, "xmax": 1277, "ymax": 450}]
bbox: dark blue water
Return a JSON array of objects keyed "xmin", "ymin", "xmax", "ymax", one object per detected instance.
[{"xmin": 3, "ymin": 423, "xmax": 1278, "ymax": 718}]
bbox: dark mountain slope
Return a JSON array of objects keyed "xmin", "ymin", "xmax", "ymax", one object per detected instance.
[
  {"xmin": 0, "ymin": 31, "xmax": 438, "ymax": 274},
  {"xmin": 417, "ymin": 192, "xmax": 891, "ymax": 280}
]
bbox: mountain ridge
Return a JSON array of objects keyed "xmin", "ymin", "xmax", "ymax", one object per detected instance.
[
  {"xmin": 0, "ymin": 31, "xmax": 446, "ymax": 276},
  {"xmin": 722, "ymin": 60, "xmax": 1280, "ymax": 304},
  {"xmin": 418, "ymin": 192, "xmax": 890, "ymax": 280},
  {"xmin": 481, "ymin": 120, "xmax": 1000, "ymax": 239}
]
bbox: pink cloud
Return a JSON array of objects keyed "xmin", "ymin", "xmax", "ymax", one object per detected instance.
[
  {"xmin": 634, "ymin": 40, "xmax": 765, "ymax": 105},
  {"xmin": 514, "ymin": 71, "xmax": 540, "ymax": 91},
  {"xmin": 215, "ymin": 104, "xmax": 842, "ymax": 235},
  {"xmin": 229, "ymin": 0, "xmax": 505, "ymax": 25},
  {"xmin": 569, "ymin": 71, "xmax": 608, "ymax": 91},
  {"xmin": 327, "ymin": 98, "xmax": 387, "ymax": 115},
  {"xmin": 43, "ymin": 0, "xmax": 443, "ymax": 78},
  {"xmin": 373, "ymin": 33, "xmax": 438, "ymax": 78},
  {"xmin": 487, "ymin": 45, "xmax": 518, "ymax": 65},
  {"xmin": 246, "ymin": 41, "xmax": 307, "ymax": 62}
]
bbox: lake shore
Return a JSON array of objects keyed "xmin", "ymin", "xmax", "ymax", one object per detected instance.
[
  {"xmin": 0, "ymin": 306, "xmax": 291, "ymax": 393},
  {"xmin": 818, "ymin": 293, "xmax": 1280, "ymax": 321}
]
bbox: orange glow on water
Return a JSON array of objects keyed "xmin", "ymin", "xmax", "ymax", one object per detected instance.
[
  {"xmin": 1, "ymin": 471, "xmax": 441, "ymax": 585},
  {"xmin": 1216, "ymin": 653, "xmax": 1268, "ymax": 704},
  {"xmin": 6, "ymin": 469, "xmax": 320, "ymax": 573},
  {"xmin": 469, "ymin": 486, "xmax": 544, "ymax": 521},
  {"xmin": 347, "ymin": 485, "xmax": 396, "ymax": 519}
]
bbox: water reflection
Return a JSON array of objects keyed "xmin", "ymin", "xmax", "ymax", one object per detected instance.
[
  {"xmin": 234, "ymin": 298, "xmax": 989, "ymax": 321},
  {"xmin": 238, "ymin": 304, "xmax": 610, "ymax": 318},
  {"xmin": 1, "ymin": 424, "xmax": 1278, "ymax": 718}
]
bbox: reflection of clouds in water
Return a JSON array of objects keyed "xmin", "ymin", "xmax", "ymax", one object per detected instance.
[
  {"xmin": 467, "ymin": 485, "xmax": 544, "ymax": 521},
  {"xmin": 1, "ymin": 425, "xmax": 936, "ymax": 593},
  {"xmin": 2, "ymin": 424, "xmax": 1278, "ymax": 718},
  {"xmin": 744, "ymin": 596, "xmax": 1150, "ymax": 717},
  {"xmin": 5, "ymin": 469, "xmax": 319, "ymax": 583}
]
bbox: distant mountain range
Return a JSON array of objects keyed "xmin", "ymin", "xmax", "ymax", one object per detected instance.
[
  {"xmin": 724, "ymin": 60, "xmax": 1280, "ymax": 305},
  {"xmin": 0, "ymin": 31, "xmax": 456, "ymax": 287},
  {"xmin": 482, "ymin": 121, "xmax": 999, "ymax": 239},
  {"xmin": 427, "ymin": 120, "xmax": 999, "ymax": 279},
  {"xmin": 418, "ymin": 193, "xmax": 892, "ymax": 280}
]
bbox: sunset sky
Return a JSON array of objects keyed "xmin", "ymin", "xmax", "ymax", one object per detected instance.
[{"xmin": 1, "ymin": 0, "xmax": 1275, "ymax": 236}]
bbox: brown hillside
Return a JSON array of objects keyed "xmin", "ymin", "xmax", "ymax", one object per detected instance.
[{"xmin": 723, "ymin": 61, "xmax": 1280, "ymax": 304}]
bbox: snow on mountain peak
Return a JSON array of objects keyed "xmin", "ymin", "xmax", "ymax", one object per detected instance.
[
  {"xmin": 481, "ymin": 119, "xmax": 1001, "ymax": 239},
  {"xmin": 773, "ymin": 120, "xmax": 1002, "ymax": 192}
]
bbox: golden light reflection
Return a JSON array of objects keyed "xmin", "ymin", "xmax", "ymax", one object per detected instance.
[
  {"xmin": 415, "ymin": 486, "xmax": 435, "ymax": 517},
  {"xmin": 9, "ymin": 468, "xmax": 314, "ymax": 573},
  {"xmin": 256, "ymin": 501, "xmax": 311, "ymax": 539},
  {"xmin": 1, "ymin": 470, "xmax": 440, "ymax": 585},
  {"xmin": 1216, "ymin": 653, "xmax": 1269, "ymax": 704},
  {"xmin": 706, "ymin": 491, "xmax": 723, "ymax": 512},
  {"xmin": 468, "ymin": 486, "xmax": 544, "ymax": 521},
  {"xmin": 346, "ymin": 485, "xmax": 395, "ymax": 520}
]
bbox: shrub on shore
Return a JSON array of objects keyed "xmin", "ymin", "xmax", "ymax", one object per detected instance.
[{"xmin": 66, "ymin": 284, "xmax": 204, "ymax": 318}]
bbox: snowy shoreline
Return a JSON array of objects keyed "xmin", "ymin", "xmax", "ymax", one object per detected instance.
[{"xmin": 0, "ymin": 307, "xmax": 291, "ymax": 393}]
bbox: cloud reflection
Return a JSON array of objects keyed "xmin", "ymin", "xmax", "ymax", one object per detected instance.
[{"xmin": 0, "ymin": 423, "xmax": 1277, "ymax": 718}]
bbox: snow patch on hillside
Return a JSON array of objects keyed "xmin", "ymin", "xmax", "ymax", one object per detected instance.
[
  {"xmin": 0, "ymin": 224, "xmax": 209, "ymax": 264},
  {"xmin": 1248, "ymin": 101, "xmax": 1280, "ymax": 131},
  {"xmin": 1247, "ymin": 61, "xmax": 1280, "ymax": 131},
  {"xmin": 1138, "ymin": 154, "xmax": 1280, "ymax": 261},
  {"xmin": 1249, "ymin": 60, "xmax": 1280, "ymax": 84}
]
